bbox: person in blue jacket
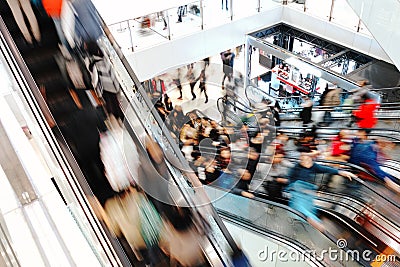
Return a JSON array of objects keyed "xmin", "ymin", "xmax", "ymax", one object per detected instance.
[
  {"xmin": 349, "ymin": 129, "xmax": 400, "ymax": 194},
  {"xmin": 286, "ymin": 146, "xmax": 356, "ymax": 232}
]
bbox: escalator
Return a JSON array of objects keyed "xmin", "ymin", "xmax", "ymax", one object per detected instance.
[
  {"xmin": 214, "ymin": 92, "xmax": 400, "ymax": 260},
  {"xmin": 0, "ymin": 3, "xmax": 245, "ymax": 267},
  {"xmin": 245, "ymin": 84, "xmax": 400, "ymax": 130},
  {"xmin": 220, "ymin": 89, "xmax": 400, "ymax": 219},
  {"xmin": 206, "ymin": 185, "xmax": 394, "ymax": 267}
]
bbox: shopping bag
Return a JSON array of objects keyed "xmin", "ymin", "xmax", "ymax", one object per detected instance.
[{"xmin": 137, "ymin": 195, "xmax": 163, "ymax": 247}]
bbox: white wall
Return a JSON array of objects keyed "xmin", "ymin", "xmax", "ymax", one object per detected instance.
[{"xmin": 346, "ymin": 0, "xmax": 400, "ymax": 71}]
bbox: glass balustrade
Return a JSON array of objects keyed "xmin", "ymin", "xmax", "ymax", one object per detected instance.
[{"xmin": 104, "ymin": 0, "xmax": 373, "ymax": 53}]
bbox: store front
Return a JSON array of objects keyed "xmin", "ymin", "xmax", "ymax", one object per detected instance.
[{"xmin": 244, "ymin": 23, "xmax": 375, "ymax": 102}]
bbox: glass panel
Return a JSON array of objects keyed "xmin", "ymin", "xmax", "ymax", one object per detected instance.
[
  {"xmin": 358, "ymin": 21, "xmax": 372, "ymax": 36},
  {"xmin": 287, "ymin": 0, "xmax": 306, "ymax": 12},
  {"xmin": 204, "ymin": 186, "xmax": 357, "ymax": 267},
  {"xmin": 108, "ymin": 16, "xmax": 169, "ymax": 53},
  {"xmin": 259, "ymin": 0, "xmax": 281, "ymax": 12},
  {"xmin": 108, "ymin": 20, "xmax": 136, "ymax": 53},
  {"xmin": 304, "ymin": 0, "xmax": 332, "ymax": 21},
  {"xmin": 330, "ymin": 0, "xmax": 359, "ymax": 31},
  {"xmin": 167, "ymin": 2, "xmax": 203, "ymax": 39},
  {"xmin": 202, "ymin": 0, "xmax": 231, "ymax": 29},
  {"xmin": 232, "ymin": 0, "xmax": 259, "ymax": 20}
]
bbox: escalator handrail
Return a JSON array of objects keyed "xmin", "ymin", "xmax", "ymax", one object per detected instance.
[
  {"xmin": 277, "ymin": 125, "xmax": 400, "ymax": 136},
  {"xmin": 280, "ymin": 103, "xmax": 400, "ymax": 112},
  {"xmin": 219, "ymin": 96, "xmax": 265, "ymax": 115},
  {"xmin": 284, "ymin": 156, "xmax": 400, "ymax": 211},
  {"xmin": 249, "ymin": 152, "xmax": 400, "ymax": 231},
  {"xmin": 218, "ymin": 212, "xmax": 326, "ymax": 267},
  {"xmin": 97, "ymin": 11, "xmax": 242, "ymax": 259},
  {"xmin": 208, "ymin": 186, "xmax": 353, "ymax": 266},
  {"xmin": 224, "ymin": 95, "xmax": 254, "ymax": 113},
  {"xmin": 244, "ymin": 83, "xmax": 400, "ymax": 110},
  {"xmin": 0, "ymin": 15, "xmax": 125, "ymax": 266},
  {"xmin": 276, "ymin": 126, "xmax": 400, "ymax": 142}
]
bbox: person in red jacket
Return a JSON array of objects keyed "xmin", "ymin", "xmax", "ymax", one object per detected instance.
[
  {"xmin": 353, "ymin": 94, "xmax": 379, "ymax": 132},
  {"xmin": 41, "ymin": 0, "xmax": 63, "ymax": 18}
]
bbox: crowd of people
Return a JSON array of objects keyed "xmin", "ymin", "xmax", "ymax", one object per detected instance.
[
  {"xmin": 144, "ymin": 66, "xmax": 399, "ymax": 235},
  {"xmin": 6, "ymin": 0, "xmax": 398, "ymax": 260}
]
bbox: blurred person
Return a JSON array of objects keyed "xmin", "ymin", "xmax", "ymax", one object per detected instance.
[
  {"xmin": 222, "ymin": 0, "xmax": 229, "ymax": 10},
  {"xmin": 69, "ymin": 0, "xmax": 103, "ymax": 46},
  {"xmin": 177, "ymin": 6, "xmax": 185, "ymax": 22},
  {"xmin": 286, "ymin": 146, "xmax": 356, "ymax": 231},
  {"xmin": 295, "ymin": 127, "xmax": 320, "ymax": 156},
  {"xmin": 171, "ymin": 68, "xmax": 183, "ymax": 100},
  {"xmin": 271, "ymin": 101, "xmax": 282, "ymax": 127},
  {"xmin": 232, "ymin": 169, "xmax": 254, "ymax": 198},
  {"xmin": 61, "ymin": 107, "xmax": 117, "ymax": 207},
  {"xmin": 159, "ymin": 10, "xmax": 167, "ymax": 30},
  {"xmin": 104, "ymin": 187, "xmax": 147, "ymax": 263},
  {"xmin": 6, "ymin": 0, "xmax": 41, "ymax": 44},
  {"xmin": 229, "ymin": 134, "xmax": 247, "ymax": 152},
  {"xmin": 196, "ymin": 69, "xmax": 208, "ymax": 103},
  {"xmin": 349, "ymin": 129, "xmax": 400, "ymax": 194},
  {"xmin": 221, "ymin": 49, "xmax": 235, "ymax": 89},
  {"xmin": 209, "ymin": 120, "xmax": 221, "ymax": 142},
  {"xmin": 299, "ymin": 95, "xmax": 313, "ymax": 125},
  {"xmin": 351, "ymin": 93, "xmax": 379, "ymax": 132},
  {"xmin": 250, "ymin": 131, "xmax": 264, "ymax": 153},
  {"xmin": 163, "ymin": 94, "xmax": 173, "ymax": 112},
  {"xmin": 271, "ymin": 133, "xmax": 289, "ymax": 152},
  {"xmin": 186, "ymin": 65, "xmax": 197, "ymax": 100},
  {"xmin": 137, "ymin": 135, "xmax": 175, "ymax": 214},
  {"xmin": 246, "ymin": 147, "xmax": 260, "ymax": 179},
  {"xmin": 204, "ymin": 158, "xmax": 221, "ymax": 184},
  {"xmin": 320, "ymin": 85, "xmax": 341, "ymax": 126},
  {"xmin": 155, "ymin": 101, "xmax": 168, "ymax": 122},
  {"xmin": 151, "ymin": 77, "xmax": 166, "ymax": 99},
  {"xmin": 263, "ymin": 148, "xmax": 292, "ymax": 201},
  {"xmin": 218, "ymin": 147, "xmax": 231, "ymax": 171},
  {"xmin": 85, "ymin": 41, "xmax": 125, "ymax": 122},
  {"xmin": 320, "ymin": 130, "xmax": 352, "ymax": 190},
  {"xmin": 160, "ymin": 206, "xmax": 208, "ymax": 267},
  {"xmin": 351, "ymin": 80, "xmax": 373, "ymax": 103},
  {"xmin": 325, "ymin": 130, "xmax": 351, "ymax": 162},
  {"xmin": 203, "ymin": 57, "xmax": 210, "ymax": 68},
  {"xmin": 318, "ymin": 83, "xmax": 329, "ymax": 107}
]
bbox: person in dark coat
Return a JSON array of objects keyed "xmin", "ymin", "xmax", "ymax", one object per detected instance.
[
  {"xmin": 62, "ymin": 107, "xmax": 116, "ymax": 206},
  {"xmin": 299, "ymin": 95, "xmax": 313, "ymax": 125},
  {"xmin": 221, "ymin": 50, "xmax": 235, "ymax": 89}
]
